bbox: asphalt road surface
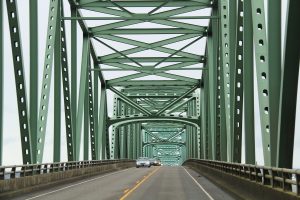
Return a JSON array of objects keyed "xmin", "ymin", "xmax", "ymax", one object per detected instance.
[{"xmin": 10, "ymin": 166, "xmax": 235, "ymax": 200}]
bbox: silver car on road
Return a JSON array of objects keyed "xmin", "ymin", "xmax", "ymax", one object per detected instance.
[{"xmin": 136, "ymin": 157, "xmax": 151, "ymax": 168}]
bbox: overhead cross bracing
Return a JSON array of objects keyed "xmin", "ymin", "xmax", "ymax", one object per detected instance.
[{"xmin": 71, "ymin": 0, "xmax": 210, "ymax": 163}]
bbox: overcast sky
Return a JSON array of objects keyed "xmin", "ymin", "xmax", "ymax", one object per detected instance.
[{"xmin": 1, "ymin": 0, "xmax": 299, "ymax": 168}]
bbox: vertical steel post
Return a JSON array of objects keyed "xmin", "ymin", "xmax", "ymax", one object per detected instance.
[
  {"xmin": 195, "ymin": 93, "xmax": 201, "ymax": 159},
  {"xmin": 207, "ymin": 31, "xmax": 216, "ymax": 160},
  {"xmin": 84, "ymin": 74, "xmax": 89, "ymax": 160},
  {"xmin": 215, "ymin": 6, "xmax": 222, "ymax": 160},
  {"xmin": 229, "ymin": 0, "xmax": 237, "ymax": 162},
  {"xmin": 200, "ymin": 88, "xmax": 207, "ymax": 159},
  {"xmin": 99, "ymin": 84, "xmax": 107, "ymax": 159},
  {"xmin": 232, "ymin": 0, "xmax": 244, "ymax": 163},
  {"xmin": 0, "ymin": 0, "xmax": 3, "ymax": 165},
  {"xmin": 194, "ymin": 92, "xmax": 202, "ymax": 158},
  {"xmin": 6, "ymin": 0, "xmax": 32, "ymax": 164},
  {"xmin": 220, "ymin": 0, "xmax": 232, "ymax": 161},
  {"xmin": 268, "ymin": 0, "xmax": 281, "ymax": 167},
  {"xmin": 75, "ymin": 36, "xmax": 90, "ymax": 160},
  {"xmin": 87, "ymin": 69, "xmax": 96, "ymax": 160},
  {"xmin": 53, "ymin": 1, "xmax": 61, "ymax": 162},
  {"xmin": 29, "ymin": 0, "xmax": 38, "ymax": 164},
  {"xmin": 277, "ymin": 0, "xmax": 300, "ymax": 168},
  {"xmin": 71, "ymin": 5, "xmax": 77, "ymax": 160},
  {"xmin": 60, "ymin": 3, "xmax": 74, "ymax": 161},
  {"xmin": 243, "ymin": 0, "xmax": 255, "ymax": 164},
  {"xmin": 217, "ymin": 6, "xmax": 227, "ymax": 161},
  {"xmin": 138, "ymin": 124, "xmax": 142, "ymax": 157},
  {"xmin": 132, "ymin": 122, "xmax": 137, "ymax": 159},
  {"xmin": 93, "ymin": 69, "xmax": 99, "ymax": 159},
  {"xmin": 200, "ymin": 89, "xmax": 205, "ymax": 159},
  {"xmin": 204, "ymin": 70, "xmax": 211, "ymax": 159},
  {"xmin": 36, "ymin": 0, "xmax": 60, "ymax": 163},
  {"xmin": 120, "ymin": 101, "xmax": 126, "ymax": 158},
  {"xmin": 110, "ymin": 95, "xmax": 118, "ymax": 159},
  {"xmin": 251, "ymin": 0, "xmax": 271, "ymax": 166}
]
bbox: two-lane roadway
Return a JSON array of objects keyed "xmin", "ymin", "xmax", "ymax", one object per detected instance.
[{"xmin": 10, "ymin": 166, "xmax": 235, "ymax": 200}]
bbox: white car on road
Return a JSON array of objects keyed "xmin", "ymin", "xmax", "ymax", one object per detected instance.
[{"xmin": 136, "ymin": 157, "xmax": 151, "ymax": 168}]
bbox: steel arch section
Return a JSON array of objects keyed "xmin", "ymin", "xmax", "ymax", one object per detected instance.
[
  {"xmin": 107, "ymin": 115, "xmax": 200, "ymax": 129},
  {"xmin": 143, "ymin": 142, "xmax": 186, "ymax": 148}
]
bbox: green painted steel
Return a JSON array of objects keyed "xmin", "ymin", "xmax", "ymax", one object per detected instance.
[
  {"xmin": 1, "ymin": 0, "xmax": 298, "ymax": 170},
  {"xmin": 6, "ymin": 0, "xmax": 32, "ymax": 164},
  {"xmin": 36, "ymin": 0, "xmax": 60, "ymax": 163},
  {"xmin": 99, "ymin": 84, "xmax": 108, "ymax": 159},
  {"xmin": 268, "ymin": 0, "xmax": 281, "ymax": 167},
  {"xmin": 60, "ymin": 6, "xmax": 75, "ymax": 161},
  {"xmin": 29, "ymin": 0, "xmax": 38, "ymax": 164},
  {"xmin": 243, "ymin": 0, "xmax": 255, "ymax": 164},
  {"xmin": 53, "ymin": 4, "xmax": 61, "ymax": 162},
  {"xmin": 75, "ymin": 37, "xmax": 90, "ymax": 160},
  {"xmin": 70, "ymin": 4, "xmax": 77, "ymax": 161},
  {"xmin": 229, "ymin": 0, "xmax": 237, "ymax": 163},
  {"xmin": 277, "ymin": 0, "xmax": 300, "ymax": 169},
  {"xmin": 251, "ymin": 0, "xmax": 272, "ymax": 166},
  {"xmin": 84, "ymin": 77, "xmax": 89, "ymax": 160},
  {"xmin": 220, "ymin": 0, "xmax": 232, "ymax": 162},
  {"xmin": 0, "ymin": 0, "xmax": 3, "ymax": 165},
  {"xmin": 232, "ymin": 0, "xmax": 243, "ymax": 163},
  {"xmin": 93, "ymin": 69, "xmax": 99, "ymax": 159}
]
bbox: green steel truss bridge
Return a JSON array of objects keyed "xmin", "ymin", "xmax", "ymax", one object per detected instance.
[{"xmin": 0, "ymin": 0, "xmax": 300, "ymax": 199}]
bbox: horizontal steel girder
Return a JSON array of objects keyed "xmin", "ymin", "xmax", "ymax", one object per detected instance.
[
  {"xmin": 108, "ymin": 114, "xmax": 200, "ymax": 128},
  {"xmin": 79, "ymin": 1, "xmax": 211, "ymax": 7}
]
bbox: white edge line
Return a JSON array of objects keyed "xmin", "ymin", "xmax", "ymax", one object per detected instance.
[
  {"xmin": 183, "ymin": 167, "xmax": 215, "ymax": 200},
  {"xmin": 25, "ymin": 168, "xmax": 132, "ymax": 200}
]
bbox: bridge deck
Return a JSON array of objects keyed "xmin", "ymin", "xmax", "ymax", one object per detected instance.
[{"xmin": 10, "ymin": 167, "xmax": 235, "ymax": 200}]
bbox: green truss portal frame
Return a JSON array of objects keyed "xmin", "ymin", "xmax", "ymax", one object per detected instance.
[{"xmin": 0, "ymin": 0, "xmax": 299, "ymax": 169}]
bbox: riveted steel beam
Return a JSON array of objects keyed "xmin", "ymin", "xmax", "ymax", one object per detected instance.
[
  {"xmin": 79, "ymin": 1, "xmax": 210, "ymax": 8},
  {"xmin": 60, "ymin": 6, "xmax": 75, "ymax": 161},
  {"xmin": 99, "ymin": 85, "xmax": 108, "ymax": 159},
  {"xmin": 156, "ymin": 85, "xmax": 199, "ymax": 115},
  {"xmin": 36, "ymin": 0, "xmax": 60, "ymax": 163},
  {"xmin": 29, "ymin": 0, "xmax": 38, "ymax": 164},
  {"xmin": 87, "ymin": 70, "xmax": 97, "ymax": 160},
  {"xmin": 53, "ymin": 4, "xmax": 61, "ymax": 162},
  {"xmin": 232, "ymin": 0, "xmax": 244, "ymax": 163},
  {"xmin": 109, "ymin": 87, "xmax": 152, "ymax": 115},
  {"xmin": 6, "ymin": 0, "xmax": 32, "ymax": 164},
  {"xmin": 0, "ymin": 0, "xmax": 3, "ymax": 165},
  {"xmin": 277, "ymin": 0, "xmax": 300, "ymax": 169},
  {"xmin": 166, "ymin": 97, "xmax": 195, "ymax": 114},
  {"xmin": 243, "ymin": 0, "xmax": 255, "ymax": 164},
  {"xmin": 75, "ymin": 37, "xmax": 90, "ymax": 160},
  {"xmin": 268, "ymin": 0, "xmax": 281, "ymax": 167},
  {"xmin": 220, "ymin": 0, "xmax": 232, "ymax": 162},
  {"xmin": 251, "ymin": 0, "xmax": 271, "ymax": 166},
  {"xmin": 62, "ymin": 16, "xmax": 218, "ymax": 20},
  {"xmin": 70, "ymin": 5, "xmax": 77, "ymax": 155}
]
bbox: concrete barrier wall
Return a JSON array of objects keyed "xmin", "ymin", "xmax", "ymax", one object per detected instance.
[
  {"xmin": 184, "ymin": 162, "xmax": 300, "ymax": 200},
  {"xmin": 0, "ymin": 161, "xmax": 135, "ymax": 198}
]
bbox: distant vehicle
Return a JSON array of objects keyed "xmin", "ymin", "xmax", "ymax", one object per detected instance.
[
  {"xmin": 136, "ymin": 157, "xmax": 151, "ymax": 168},
  {"xmin": 149, "ymin": 158, "xmax": 161, "ymax": 166},
  {"xmin": 153, "ymin": 158, "xmax": 161, "ymax": 166}
]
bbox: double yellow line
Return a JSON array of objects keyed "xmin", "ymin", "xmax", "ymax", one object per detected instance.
[{"xmin": 120, "ymin": 167, "xmax": 161, "ymax": 200}]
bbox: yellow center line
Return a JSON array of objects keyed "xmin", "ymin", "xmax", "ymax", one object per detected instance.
[{"xmin": 120, "ymin": 167, "xmax": 161, "ymax": 200}]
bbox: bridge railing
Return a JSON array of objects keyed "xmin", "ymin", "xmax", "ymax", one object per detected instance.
[
  {"xmin": 184, "ymin": 159, "xmax": 300, "ymax": 196},
  {"xmin": 0, "ymin": 159, "xmax": 133, "ymax": 180}
]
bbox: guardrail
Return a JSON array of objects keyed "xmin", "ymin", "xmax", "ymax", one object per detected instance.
[
  {"xmin": 184, "ymin": 159, "xmax": 300, "ymax": 196},
  {"xmin": 0, "ymin": 159, "xmax": 134, "ymax": 180}
]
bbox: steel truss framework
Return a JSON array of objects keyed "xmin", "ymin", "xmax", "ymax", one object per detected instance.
[{"xmin": 0, "ymin": 0, "xmax": 299, "ymax": 168}]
